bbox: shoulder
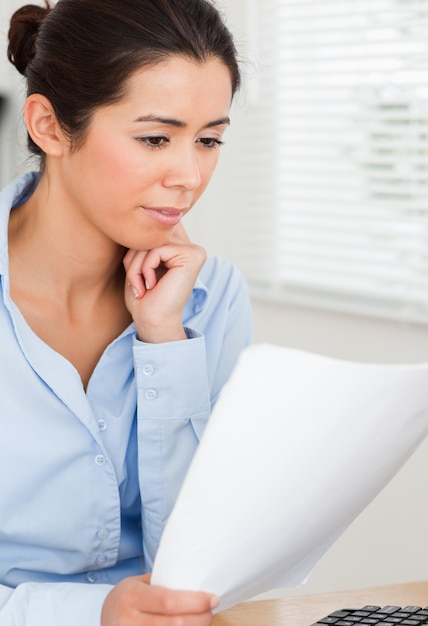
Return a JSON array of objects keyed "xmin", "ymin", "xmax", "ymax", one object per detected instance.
[
  {"xmin": 199, "ymin": 254, "xmax": 248, "ymax": 296},
  {"xmin": 184, "ymin": 254, "xmax": 251, "ymax": 325},
  {"xmin": 195, "ymin": 255, "xmax": 251, "ymax": 324}
]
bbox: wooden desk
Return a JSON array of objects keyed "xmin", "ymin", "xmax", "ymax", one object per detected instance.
[{"xmin": 215, "ymin": 580, "xmax": 428, "ymax": 626}]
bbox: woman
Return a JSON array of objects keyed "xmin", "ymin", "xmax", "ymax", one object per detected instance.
[{"xmin": 0, "ymin": 0, "xmax": 252, "ymax": 624}]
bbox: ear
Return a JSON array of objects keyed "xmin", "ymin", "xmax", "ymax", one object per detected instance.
[{"xmin": 24, "ymin": 94, "xmax": 67, "ymax": 157}]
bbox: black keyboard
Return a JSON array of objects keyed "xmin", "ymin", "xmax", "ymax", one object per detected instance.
[{"xmin": 311, "ymin": 604, "xmax": 428, "ymax": 625}]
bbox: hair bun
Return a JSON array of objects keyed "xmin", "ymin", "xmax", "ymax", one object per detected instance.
[{"xmin": 7, "ymin": 2, "xmax": 51, "ymax": 75}]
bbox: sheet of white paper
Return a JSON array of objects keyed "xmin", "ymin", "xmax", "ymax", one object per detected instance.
[{"xmin": 151, "ymin": 343, "xmax": 428, "ymax": 612}]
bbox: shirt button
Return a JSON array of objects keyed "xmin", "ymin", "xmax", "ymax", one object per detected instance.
[
  {"xmin": 97, "ymin": 419, "xmax": 107, "ymax": 432},
  {"xmin": 95, "ymin": 554, "xmax": 107, "ymax": 567},
  {"xmin": 87, "ymin": 572, "xmax": 97, "ymax": 583},
  {"xmin": 95, "ymin": 454, "xmax": 106, "ymax": 466},
  {"xmin": 142, "ymin": 364, "xmax": 154, "ymax": 376},
  {"xmin": 144, "ymin": 388, "xmax": 158, "ymax": 400},
  {"xmin": 97, "ymin": 528, "xmax": 110, "ymax": 541}
]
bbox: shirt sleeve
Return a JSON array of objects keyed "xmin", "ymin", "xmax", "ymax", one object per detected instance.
[
  {"xmin": 0, "ymin": 581, "xmax": 112, "ymax": 626},
  {"xmin": 133, "ymin": 333, "xmax": 211, "ymax": 570},
  {"xmin": 133, "ymin": 258, "xmax": 253, "ymax": 570}
]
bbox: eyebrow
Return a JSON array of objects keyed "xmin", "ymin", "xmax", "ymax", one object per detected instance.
[{"xmin": 133, "ymin": 114, "xmax": 230, "ymax": 128}]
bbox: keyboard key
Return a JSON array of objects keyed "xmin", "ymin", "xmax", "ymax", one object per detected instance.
[
  {"xmin": 381, "ymin": 607, "xmax": 402, "ymax": 614},
  {"xmin": 310, "ymin": 605, "xmax": 428, "ymax": 625}
]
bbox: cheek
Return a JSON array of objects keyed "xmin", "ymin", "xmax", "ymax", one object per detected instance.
[
  {"xmin": 94, "ymin": 146, "xmax": 135, "ymax": 182},
  {"xmin": 82, "ymin": 132, "xmax": 140, "ymax": 184},
  {"xmin": 98, "ymin": 146, "xmax": 165, "ymax": 194}
]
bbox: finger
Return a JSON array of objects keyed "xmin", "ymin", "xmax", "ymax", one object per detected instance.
[
  {"xmin": 132, "ymin": 579, "xmax": 218, "ymax": 616},
  {"xmin": 124, "ymin": 249, "xmax": 150, "ymax": 297},
  {"xmin": 144, "ymin": 243, "xmax": 205, "ymax": 275},
  {"xmin": 134, "ymin": 244, "xmax": 177, "ymax": 290},
  {"xmin": 138, "ymin": 609, "xmax": 214, "ymax": 626},
  {"xmin": 122, "ymin": 248, "xmax": 138, "ymax": 272}
]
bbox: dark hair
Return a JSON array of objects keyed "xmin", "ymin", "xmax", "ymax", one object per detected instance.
[{"xmin": 7, "ymin": 0, "xmax": 240, "ymax": 158}]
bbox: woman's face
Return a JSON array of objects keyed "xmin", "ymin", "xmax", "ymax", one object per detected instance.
[{"xmin": 57, "ymin": 55, "xmax": 233, "ymax": 250}]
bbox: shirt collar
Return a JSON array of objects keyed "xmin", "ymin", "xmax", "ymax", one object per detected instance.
[{"xmin": 0, "ymin": 171, "xmax": 40, "ymax": 276}]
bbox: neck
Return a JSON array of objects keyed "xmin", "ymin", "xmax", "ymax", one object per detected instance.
[{"xmin": 8, "ymin": 172, "xmax": 127, "ymax": 302}]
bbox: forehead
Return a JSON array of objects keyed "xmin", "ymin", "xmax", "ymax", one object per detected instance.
[{"xmin": 115, "ymin": 56, "xmax": 233, "ymax": 122}]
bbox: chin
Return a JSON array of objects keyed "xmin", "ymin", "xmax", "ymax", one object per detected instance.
[{"xmin": 129, "ymin": 232, "xmax": 173, "ymax": 251}]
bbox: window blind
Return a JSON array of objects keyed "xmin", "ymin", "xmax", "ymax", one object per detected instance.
[{"xmin": 232, "ymin": 0, "xmax": 428, "ymax": 323}]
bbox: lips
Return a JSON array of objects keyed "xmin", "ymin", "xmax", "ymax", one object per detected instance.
[{"xmin": 141, "ymin": 206, "xmax": 185, "ymax": 227}]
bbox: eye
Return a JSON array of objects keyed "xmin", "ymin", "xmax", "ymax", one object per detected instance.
[
  {"xmin": 137, "ymin": 136, "xmax": 169, "ymax": 149},
  {"xmin": 197, "ymin": 137, "xmax": 225, "ymax": 150}
]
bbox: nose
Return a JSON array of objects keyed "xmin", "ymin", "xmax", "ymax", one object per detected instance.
[{"xmin": 163, "ymin": 146, "xmax": 202, "ymax": 191}]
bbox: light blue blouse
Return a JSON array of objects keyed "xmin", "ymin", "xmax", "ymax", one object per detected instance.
[{"xmin": 0, "ymin": 173, "xmax": 252, "ymax": 625}]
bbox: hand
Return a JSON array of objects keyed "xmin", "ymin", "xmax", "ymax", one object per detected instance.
[
  {"xmin": 123, "ymin": 224, "xmax": 206, "ymax": 343},
  {"xmin": 101, "ymin": 573, "xmax": 219, "ymax": 626}
]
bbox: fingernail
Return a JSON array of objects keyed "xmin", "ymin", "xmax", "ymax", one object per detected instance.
[
  {"xmin": 145, "ymin": 279, "xmax": 150, "ymax": 290},
  {"xmin": 210, "ymin": 595, "xmax": 220, "ymax": 609},
  {"xmin": 132, "ymin": 287, "xmax": 139, "ymax": 298}
]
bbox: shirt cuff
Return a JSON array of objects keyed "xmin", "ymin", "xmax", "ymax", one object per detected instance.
[
  {"xmin": 0, "ymin": 581, "xmax": 112, "ymax": 626},
  {"xmin": 183, "ymin": 327, "xmax": 201, "ymax": 339},
  {"xmin": 133, "ymin": 332, "xmax": 210, "ymax": 420},
  {"xmin": 132, "ymin": 327, "xmax": 201, "ymax": 344}
]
